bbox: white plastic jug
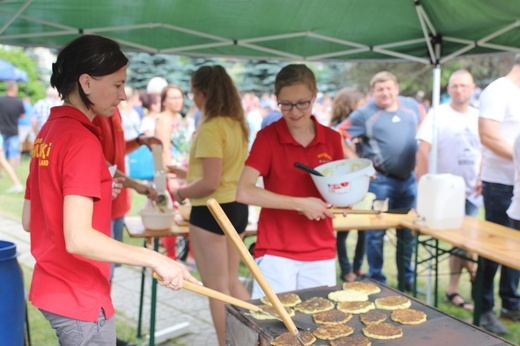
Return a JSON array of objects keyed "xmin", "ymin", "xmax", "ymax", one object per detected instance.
[{"xmin": 417, "ymin": 173, "xmax": 465, "ymax": 229}]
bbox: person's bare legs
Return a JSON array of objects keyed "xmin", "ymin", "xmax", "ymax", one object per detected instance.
[
  {"xmin": 189, "ymin": 225, "xmax": 250, "ymax": 346},
  {"xmin": 447, "ymin": 251, "xmax": 474, "ymax": 310},
  {"xmin": 226, "ymin": 233, "xmax": 251, "ymax": 301},
  {"xmin": 462, "ymin": 252, "xmax": 477, "ymax": 281},
  {"xmin": 9, "ymin": 156, "xmax": 19, "ymax": 172},
  {"xmin": 0, "ymin": 150, "xmax": 22, "ymax": 187},
  {"xmin": 448, "ymin": 255, "xmax": 464, "ymax": 292}
]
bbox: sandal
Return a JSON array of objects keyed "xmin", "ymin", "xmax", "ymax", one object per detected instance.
[{"xmin": 446, "ymin": 292, "xmax": 473, "ymax": 311}]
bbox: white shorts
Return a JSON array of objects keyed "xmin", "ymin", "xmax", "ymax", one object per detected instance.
[{"xmin": 251, "ymin": 254, "xmax": 336, "ymax": 299}]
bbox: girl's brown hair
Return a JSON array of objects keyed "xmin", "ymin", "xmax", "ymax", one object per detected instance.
[
  {"xmin": 191, "ymin": 65, "xmax": 248, "ymax": 141},
  {"xmin": 330, "ymin": 88, "xmax": 365, "ymax": 126},
  {"xmin": 274, "ymin": 64, "xmax": 318, "ymax": 98}
]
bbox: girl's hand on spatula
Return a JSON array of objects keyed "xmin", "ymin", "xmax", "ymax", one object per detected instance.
[{"xmin": 296, "ymin": 197, "xmax": 334, "ymax": 221}]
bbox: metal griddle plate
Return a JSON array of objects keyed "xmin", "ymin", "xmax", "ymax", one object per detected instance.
[{"xmin": 226, "ymin": 279, "xmax": 514, "ymax": 346}]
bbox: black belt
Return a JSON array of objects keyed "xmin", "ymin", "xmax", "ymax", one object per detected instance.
[{"xmin": 374, "ymin": 167, "xmax": 411, "ymax": 181}]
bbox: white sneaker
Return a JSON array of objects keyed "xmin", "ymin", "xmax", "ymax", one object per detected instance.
[{"xmin": 6, "ymin": 185, "xmax": 24, "ymax": 193}]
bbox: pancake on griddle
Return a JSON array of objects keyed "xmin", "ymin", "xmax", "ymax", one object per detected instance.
[
  {"xmin": 391, "ymin": 308, "xmax": 427, "ymax": 325},
  {"xmin": 313, "ymin": 309, "xmax": 352, "ymax": 325},
  {"xmin": 374, "ymin": 295, "xmax": 411, "ymax": 310},
  {"xmin": 294, "ymin": 297, "xmax": 334, "ymax": 314},
  {"xmin": 249, "ymin": 304, "xmax": 294, "ymax": 320},
  {"xmin": 360, "ymin": 310, "xmax": 387, "ymax": 325},
  {"xmin": 331, "ymin": 335, "xmax": 372, "ymax": 346},
  {"xmin": 313, "ymin": 324, "xmax": 355, "ymax": 340},
  {"xmin": 337, "ymin": 300, "xmax": 375, "ymax": 314},
  {"xmin": 362, "ymin": 322, "xmax": 403, "ymax": 340},
  {"xmin": 328, "ymin": 289, "xmax": 369, "ymax": 302},
  {"xmin": 261, "ymin": 293, "xmax": 302, "ymax": 307},
  {"xmin": 270, "ymin": 331, "xmax": 316, "ymax": 346},
  {"xmin": 341, "ymin": 282, "xmax": 381, "ymax": 295}
]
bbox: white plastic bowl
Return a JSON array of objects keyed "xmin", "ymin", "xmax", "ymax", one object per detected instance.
[
  {"xmin": 311, "ymin": 158, "xmax": 375, "ymax": 207},
  {"xmin": 138, "ymin": 207, "xmax": 177, "ymax": 230}
]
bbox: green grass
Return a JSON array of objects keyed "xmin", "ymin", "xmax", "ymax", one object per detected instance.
[{"xmin": 1, "ymin": 155, "xmax": 519, "ymax": 345}]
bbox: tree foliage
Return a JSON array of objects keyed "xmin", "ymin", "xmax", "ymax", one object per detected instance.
[
  {"xmin": 123, "ymin": 52, "xmax": 516, "ymax": 105},
  {"xmin": 234, "ymin": 60, "xmax": 286, "ymax": 93},
  {"xmin": 126, "ymin": 52, "xmax": 224, "ymax": 93},
  {"xmin": 4, "ymin": 45, "xmax": 513, "ymax": 108},
  {"xmin": 310, "ymin": 62, "xmax": 348, "ymax": 95},
  {"xmin": 342, "ymin": 53, "xmax": 515, "ymax": 100}
]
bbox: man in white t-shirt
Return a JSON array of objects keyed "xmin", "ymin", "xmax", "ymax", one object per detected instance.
[
  {"xmin": 478, "ymin": 53, "xmax": 520, "ymax": 335},
  {"xmin": 417, "ymin": 69, "xmax": 481, "ymax": 312}
]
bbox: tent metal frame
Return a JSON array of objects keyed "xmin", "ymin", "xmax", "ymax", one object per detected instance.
[{"xmin": 1, "ymin": 2, "xmax": 519, "ymax": 63}]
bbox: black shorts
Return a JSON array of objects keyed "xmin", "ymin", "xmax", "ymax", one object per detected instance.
[{"xmin": 190, "ymin": 201, "xmax": 249, "ymax": 235}]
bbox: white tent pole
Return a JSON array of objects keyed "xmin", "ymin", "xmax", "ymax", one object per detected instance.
[
  {"xmin": 425, "ymin": 44, "xmax": 442, "ymax": 305},
  {"xmin": 430, "ymin": 64, "xmax": 441, "ymax": 174}
]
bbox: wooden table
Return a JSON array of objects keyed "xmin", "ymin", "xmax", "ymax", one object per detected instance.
[
  {"xmin": 401, "ymin": 215, "xmax": 520, "ymax": 325},
  {"xmin": 332, "ymin": 212, "xmax": 413, "ymax": 231},
  {"xmin": 125, "ymin": 212, "xmax": 412, "ymax": 236},
  {"xmin": 401, "ymin": 216, "xmax": 520, "ymax": 271}
]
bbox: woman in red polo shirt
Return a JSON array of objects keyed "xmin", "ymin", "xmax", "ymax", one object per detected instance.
[
  {"xmin": 237, "ymin": 64, "xmax": 344, "ymax": 298},
  {"xmin": 21, "ymin": 35, "xmax": 199, "ymax": 346}
]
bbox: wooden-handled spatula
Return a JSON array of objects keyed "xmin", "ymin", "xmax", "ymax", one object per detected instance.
[
  {"xmin": 152, "ymin": 272, "xmax": 301, "ymax": 324},
  {"xmin": 206, "ymin": 198, "xmax": 306, "ymax": 345}
]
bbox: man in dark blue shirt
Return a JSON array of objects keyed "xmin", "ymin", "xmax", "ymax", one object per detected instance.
[{"xmin": 338, "ymin": 71, "xmax": 425, "ymax": 292}]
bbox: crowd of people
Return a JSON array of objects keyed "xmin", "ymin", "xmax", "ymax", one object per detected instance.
[{"xmin": 1, "ymin": 33, "xmax": 518, "ymax": 344}]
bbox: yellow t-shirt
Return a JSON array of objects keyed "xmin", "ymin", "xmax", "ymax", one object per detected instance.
[{"xmin": 187, "ymin": 116, "xmax": 247, "ymax": 206}]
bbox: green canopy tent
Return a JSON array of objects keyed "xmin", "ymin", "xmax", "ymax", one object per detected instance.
[
  {"xmin": 2, "ymin": 0, "xmax": 518, "ymax": 182},
  {"xmin": 1, "ymin": 0, "xmax": 519, "ymax": 62}
]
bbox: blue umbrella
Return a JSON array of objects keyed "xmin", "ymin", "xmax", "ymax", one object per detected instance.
[{"xmin": 0, "ymin": 59, "xmax": 28, "ymax": 82}]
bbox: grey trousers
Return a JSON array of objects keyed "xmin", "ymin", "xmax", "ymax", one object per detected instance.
[{"xmin": 40, "ymin": 308, "xmax": 116, "ymax": 345}]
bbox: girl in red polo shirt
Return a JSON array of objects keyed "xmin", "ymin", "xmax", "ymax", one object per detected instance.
[
  {"xmin": 237, "ymin": 64, "xmax": 344, "ymax": 298},
  {"xmin": 22, "ymin": 35, "xmax": 199, "ymax": 346}
]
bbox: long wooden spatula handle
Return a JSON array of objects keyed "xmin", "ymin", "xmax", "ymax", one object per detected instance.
[
  {"xmin": 206, "ymin": 198, "xmax": 299, "ymax": 337},
  {"xmin": 152, "ymin": 272, "xmax": 260, "ymax": 312}
]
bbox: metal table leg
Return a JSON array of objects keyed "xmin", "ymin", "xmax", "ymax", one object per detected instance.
[
  {"xmin": 148, "ymin": 237, "xmax": 160, "ymax": 346},
  {"xmin": 413, "ymin": 232, "xmax": 420, "ymax": 298},
  {"xmin": 396, "ymin": 229, "xmax": 405, "ymax": 292},
  {"xmin": 434, "ymin": 238, "xmax": 439, "ymax": 307},
  {"xmin": 472, "ymin": 256, "xmax": 484, "ymax": 326},
  {"xmin": 137, "ymin": 239, "xmax": 147, "ymax": 340}
]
